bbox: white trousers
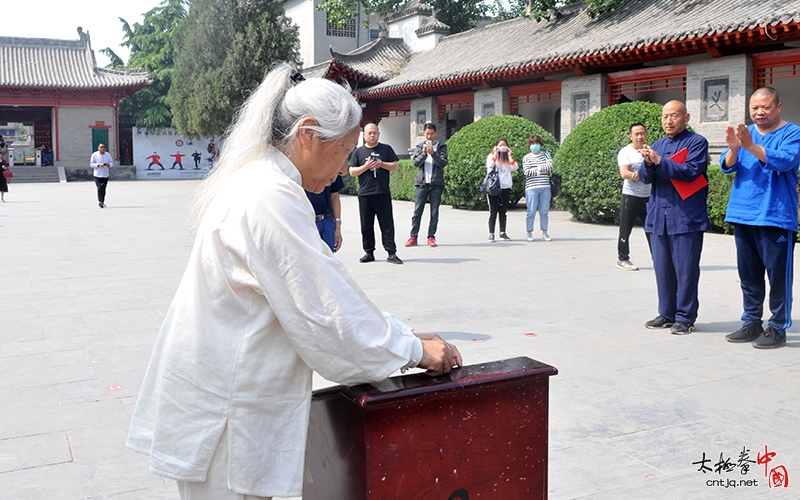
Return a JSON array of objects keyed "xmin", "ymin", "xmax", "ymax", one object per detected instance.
[{"xmin": 177, "ymin": 427, "xmax": 272, "ymax": 500}]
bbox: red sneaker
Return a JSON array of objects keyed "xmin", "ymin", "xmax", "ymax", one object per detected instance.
[
  {"xmin": 405, "ymin": 236, "xmax": 418, "ymax": 247},
  {"xmin": 427, "ymin": 237, "xmax": 437, "ymax": 247}
]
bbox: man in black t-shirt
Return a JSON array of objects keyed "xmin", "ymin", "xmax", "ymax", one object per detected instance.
[{"xmin": 349, "ymin": 122, "xmax": 403, "ymax": 264}]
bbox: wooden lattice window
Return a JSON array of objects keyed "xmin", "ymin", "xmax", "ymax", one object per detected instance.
[
  {"xmin": 607, "ymin": 64, "xmax": 688, "ymax": 104},
  {"xmin": 326, "ymin": 14, "xmax": 356, "ymax": 38},
  {"xmin": 753, "ymin": 48, "xmax": 800, "ymax": 88}
]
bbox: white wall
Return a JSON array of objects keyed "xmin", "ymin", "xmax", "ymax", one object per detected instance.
[
  {"xmin": 378, "ymin": 116, "xmax": 411, "ymax": 157},
  {"xmin": 284, "ymin": 0, "xmax": 315, "ymax": 67},
  {"xmin": 516, "ymin": 101, "xmax": 561, "ymax": 140},
  {"xmin": 387, "ymin": 14, "xmax": 427, "ymax": 52}
]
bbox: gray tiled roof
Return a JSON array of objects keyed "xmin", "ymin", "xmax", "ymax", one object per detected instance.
[
  {"xmin": 385, "ymin": 0, "xmax": 434, "ymax": 23},
  {"xmin": 362, "ymin": 0, "xmax": 800, "ymax": 96},
  {"xmin": 0, "ymin": 33, "xmax": 150, "ymax": 89},
  {"xmin": 416, "ymin": 16, "xmax": 451, "ymax": 36},
  {"xmin": 328, "ymin": 36, "xmax": 413, "ymax": 83}
]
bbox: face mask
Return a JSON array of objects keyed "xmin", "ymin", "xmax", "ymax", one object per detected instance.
[
  {"xmin": 530, "ymin": 144, "xmax": 542, "ymax": 153},
  {"xmin": 496, "ymin": 145, "xmax": 508, "ymax": 152}
]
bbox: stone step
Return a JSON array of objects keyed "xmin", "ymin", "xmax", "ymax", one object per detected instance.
[{"xmin": 5, "ymin": 166, "xmax": 61, "ymax": 183}]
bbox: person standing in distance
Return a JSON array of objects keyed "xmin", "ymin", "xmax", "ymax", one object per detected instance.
[
  {"xmin": 306, "ymin": 175, "xmax": 344, "ymax": 253},
  {"xmin": 91, "ymin": 143, "xmax": 113, "ymax": 208},
  {"xmin": 407, "ymin": 123, "xmax": 447, "ymax": 248},
  {"xmin": 720, "ymin": 86, "xmax": 800, "ymax": 349},
  {"xmin": 638, "ymin": 101, "xmax": 709, "ymax": 335},
  {"xmin": 349, "ymin": 122, "xmax": 403, "ymax": 264},
  {"xmin": 616, "ymin": 123, "xmax": 652, "ymax": 270}
]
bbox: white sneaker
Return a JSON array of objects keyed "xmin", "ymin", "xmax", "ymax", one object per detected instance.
[
  {"xmin": 616, "ymin": 259, "xmax": 638, "ymax": 271},
  {"xmin": 542, "ymin": 233, "xmax": 551, "ymax": 242},
  {"xmin": 526, "ymin": 234, "xmax": 534, "ymax": 242}
]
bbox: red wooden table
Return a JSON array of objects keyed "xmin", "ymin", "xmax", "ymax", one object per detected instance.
[{"xmin": 304, "ymin": 356, "xmax": 558, "ymax": 500}]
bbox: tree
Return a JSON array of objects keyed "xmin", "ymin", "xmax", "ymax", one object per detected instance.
[
  {"xmin": 318, "ymin": 0, "xmax": 486, "ymax": 35},
  {"xmin": 101, "ymin": 0, "xmax": 187, "ymax": 130},
  {"xmin": 492, "ymin": 0, "xmax": 624, "ymax": 22},
  {"xmin": 321, "ymin": 0, "xmax": 623, "ymax": 35},
  {"xmin": 169, "ymin": 0, "xmax": 300, "ymax": 138}
]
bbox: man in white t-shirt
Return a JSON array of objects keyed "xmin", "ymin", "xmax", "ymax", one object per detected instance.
[
  {"xmin": 616, "ymin": 123, "xmax": 652, "ymax": 270},
  {"xmin": 90, "ymin": 143, "xmax": 113, "ymax": 208}
]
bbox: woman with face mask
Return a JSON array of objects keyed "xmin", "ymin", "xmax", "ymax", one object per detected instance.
[
  {"xmin": 522, "ymin": 136, "xmax": 553, "ymax": 242},
  {"xmin": 485, "ymin": 137, "xmax": 518, "ymax": 241}
]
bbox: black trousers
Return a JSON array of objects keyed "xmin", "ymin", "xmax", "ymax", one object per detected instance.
[
  {"xmin": 487, "ymin": 188, "xmax": 512, "ymax": 234},
  {"xmin": 358, "ymin": 194, "xmax": 397, "ymax": 254},
  {"xmin": 617, "ymin": 194, "xmax": 651, "ymax": 261},
  {"xmin": 94, "ymin": 177, "xmax": 109, "ymax": 203}
]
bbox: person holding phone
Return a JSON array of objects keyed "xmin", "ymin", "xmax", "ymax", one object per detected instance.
[
  {"xmin": 90, "ymin": 143, "xmax": 113, "ymax": 208},
  {"xmin": 485, "ymin": 137, "xmax": 517, "ymax": 241},
  {"xmin": 349, "ymin": 122, "xmax": 403, "ymax": 264},
  {"xmin": 407, "ymin": 122, "xmax": 448, "ymax": 247}
]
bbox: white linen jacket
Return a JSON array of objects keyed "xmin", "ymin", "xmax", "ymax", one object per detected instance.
[{"xmin": 126, "ymin": 149, "xmax": 422, "ymax": 497}]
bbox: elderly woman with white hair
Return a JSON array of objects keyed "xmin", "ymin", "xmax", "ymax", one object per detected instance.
[{"xmin": 126, "ymin": 63, "xmax": 462, "ymax": 500}]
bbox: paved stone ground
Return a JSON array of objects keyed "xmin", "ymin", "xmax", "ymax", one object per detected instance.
[{"xmin": 1, "ymin": 180, "xmax": 799, "ymax": 499}]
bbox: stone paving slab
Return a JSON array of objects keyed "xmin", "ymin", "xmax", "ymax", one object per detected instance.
[{"xmin": 1, "ymin": 180, "xmax": 799, "ymax": 499}]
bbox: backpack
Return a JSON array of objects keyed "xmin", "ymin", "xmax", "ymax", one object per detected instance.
[
  {"xmin": 549, "ymin": 172, "xmax": 562, "ymax": 197},
  {"xmin": 480, "ymin": 167, "xmax": 501, "ymax": 197}
]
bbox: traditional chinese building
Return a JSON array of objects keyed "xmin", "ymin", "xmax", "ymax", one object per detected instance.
[
  {"xmin": 0, "ymin": 28, "xmax": 150, "ymax": 171},
  {"xmin": 310, "ymin": 0, "xmax": 800, "ymax": 157}
]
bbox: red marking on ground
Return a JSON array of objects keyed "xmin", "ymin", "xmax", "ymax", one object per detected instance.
[
  {"xmin": 106, "ymin": 385, "xmax": 125, "ymax": 391},
  {"xmin": 525, "ymin": 333, "xmax": 537, "ymax": 337},
  {"xmin": 644, "ymin": 474, "xmax": 656, "ymax": 479}
]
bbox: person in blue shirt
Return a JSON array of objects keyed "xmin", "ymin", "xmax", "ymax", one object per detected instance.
[
  {"xmin": 306, "ymin": 176, "xmax": 344, "ymax": 252},
  {"xmin": 638, "ymin": 100, "xmax": 710, "ymax": 335},
  {"xmin": 720, "ymin": 86, "xmax": 800, "ymax": 349}
]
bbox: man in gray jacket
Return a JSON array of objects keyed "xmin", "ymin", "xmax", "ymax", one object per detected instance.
[{"xmin": 406, "ymin": 123, "xmax": 448, "ymax": 247}]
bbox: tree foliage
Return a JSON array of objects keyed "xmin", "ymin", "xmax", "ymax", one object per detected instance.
[
  {"xmin": 101, "ymin": 0, "xmax": 187, "ymax": 130},
  {"xmin": 319, "ymin": 0, "xmax": 486, "ymax": 35},
  {"xmin": 491, "ymin": 0, "xmax": 621, "ymax": 22},
  {"xmin": 169, "ymin": 0, "xmax": 300, "ymax": 138},
  {"xmin": 443, "ymin": 115, "xmax": 559, "ymax": 210}
]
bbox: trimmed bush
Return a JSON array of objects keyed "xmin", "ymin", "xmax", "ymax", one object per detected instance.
[
  {"xmin": 707, "ymin": 165, "xmax": 734, "ymax": 234},
  {"xmin": 340, "ymin": 172, "xmax": 359, "ymax": 195},
  {"xmin": 554, "ymin": 101, "xmax": 666, "ymax": 224},
  {"xmin": 389, "ymin": 160, "xmax": 418, "ymax": 202},
  {"xmin": 444, "ymin": 115, "xmax": 559, "ymax": 210}
]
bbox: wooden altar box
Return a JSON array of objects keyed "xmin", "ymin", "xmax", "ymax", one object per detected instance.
[{"xmin": 304, "ymin": 356, "xmax": 558, "ymax": 500}]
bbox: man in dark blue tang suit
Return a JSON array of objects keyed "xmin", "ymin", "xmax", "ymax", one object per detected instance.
[{"xmin": 638, "ymin": 100, "xmax": 710, "ymax": 335}]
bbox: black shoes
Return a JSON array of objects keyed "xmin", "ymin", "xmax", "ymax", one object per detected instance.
[
  {"xmin": 360, "ymin": 252, "xmax": 403, "ymax": 265},
  {"xmin": 386, "ymin": 253, "xmax": 403, "ymax": 265},
  {"xmin": 646, "ymin": 316, "xmax": 692, "ymax": 334},
  {"xmin": 670, "ymin": 322, "xmax": 694, "ymax": 335},
  {"xmin": 726, "ymin": 323, "xmax": 763, "ymax": 343},
  {"xmin": 645, "ymin": 315, "xmax": 674, "ymax": 329},
  {"xmin": 752, "ymin": 327, "xmax": 787, "ymax": 349}
]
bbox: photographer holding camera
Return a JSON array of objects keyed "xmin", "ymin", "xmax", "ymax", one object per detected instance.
[
  {"xmin": 349, "ymin": 122, "xmax": 403, "ymax": 264},
  {"xmin": 90, "ymin": 143, "xmax": 113, "ymax": 208}
]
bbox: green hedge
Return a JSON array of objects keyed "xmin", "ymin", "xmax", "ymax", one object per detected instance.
[
  {"xmin": 707, "ymin": 164, "xmax": 734, "ymax": 234},
  {"xmin": 443, "ymin": 115, "xmax": 560, "ymax": 210},
  {"xmin": 554, "ymin": 101, "xmax": 666, "ymax": 224},
  {"xmin": 389, "ymin": 160, "xmax": 417, "ymax": 202}
]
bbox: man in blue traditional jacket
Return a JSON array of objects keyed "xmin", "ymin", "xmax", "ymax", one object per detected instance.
[
  {"xmin": 720, "ymin": 87, "xmax": 800, "ymax": 349},
  {"xmin": 638, "ymin": 100, "xmax": 709, "ymax": 335}
]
